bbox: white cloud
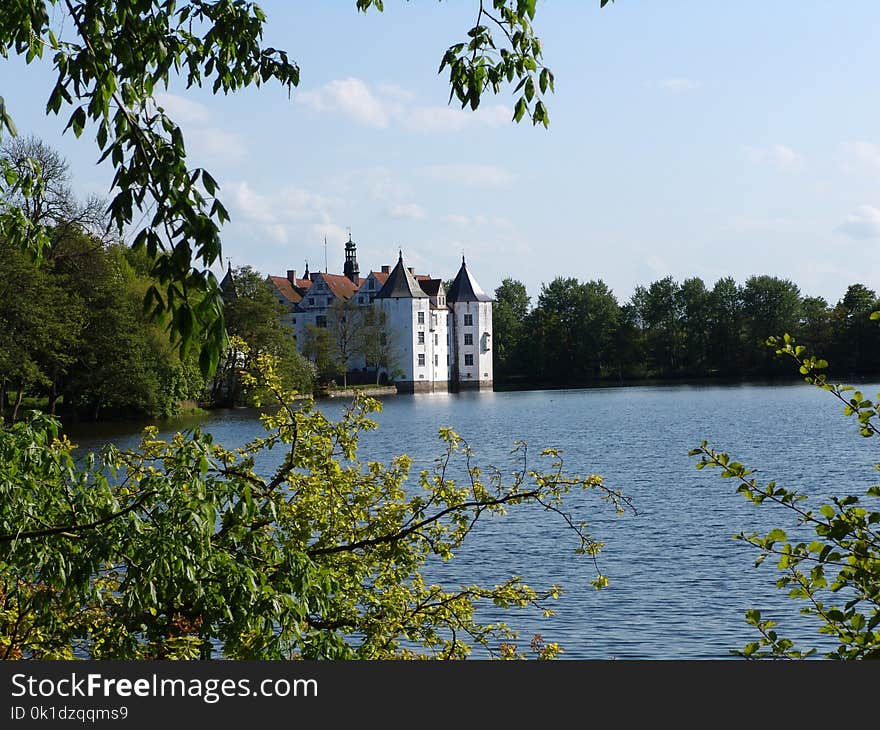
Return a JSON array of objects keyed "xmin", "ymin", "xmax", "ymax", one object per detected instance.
[
  {"xmin": 192, "ymin": 128, "xmax": 247, "ymax": 163},
  {"xmin": 296, "ymin": 77, "xmax": 510, "ymax": 133},
  {"xmin": 835, "ymin": 205, "xmax": 880, "ymax": 239},
  {"xmin": 296, "ymin": 77, "xmax": 391, "ymax": 128},
  {"xmin": 151, "ymin": 92, "xmax": 246, "ymax": 162},
  {"xmin": 423, "ymin": 163, "xmax": 516, "ymax": 187},
  {"xmin": 841, "ymin": 141, "xmax": 880, "ymax": 171},
  {"xmin": 401, "ymin": 104, "xmax": 511, "ymax": 133},
  {"xmin": 655, "ymin": 78, "xmax": 701, "ymax": 92},
  {"xmin": 359, "ymin": 167, "xmax": 412, "ymax": 202},
  {"xmin": 310, "ymin": 222, "xmax": 349, "ymax": 245},
  {"xmin": 224, "ymin": 180, "xmax": 337, "ymax": 243},
  {"xmin": 727, "ymin": 216, "xmax": 809, "ymax": 234},
  {"xmin": 443, "ymin": 214, "xmax": 471, "ymax": 227},
  {"xmin": 154, "ymin": 92, "xmax": 212, "ymax": 125},
  {"xmin": 743, "ymin": 144, "xmax": 804, "ymax": 171},
  {"xmin": 389, "ymin": 203, "xmax": 427, "ymax": 220},
  {"xmin": 376, "ymin": 83, "xmax": 416, "ymax": 101}
]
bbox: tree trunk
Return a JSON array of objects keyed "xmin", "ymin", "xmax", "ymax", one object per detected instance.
[
  {"xmin": 48, "ymin": 381, "xmax": 58, "ymax": 415},
  {"xmin": 11, "ymin": 387, "xmax": 25, "ymax": 423},
  {"xmin": 0, "ymin": 382, "xmax": 5, "ymax": 421}
]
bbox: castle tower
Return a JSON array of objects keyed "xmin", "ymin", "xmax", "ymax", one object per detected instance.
[
  {"xmin": 343, "ymin": 232, "xmax": 360, "ymax": 283},
  {"xmin": 373, "ymin": 251, "xmax": 441, "ymax": 393},
  {"xmin": 446, "ymin": 255, "xmax": 493, "ymax": 390}
]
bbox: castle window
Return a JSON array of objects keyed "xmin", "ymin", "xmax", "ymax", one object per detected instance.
[
  {"xmin": 316, "ymin": 316, "xmax": 327, "ymax": 328},
  {"xmin": 464, "ymin": 354, "xmax": 474, "ymax": 366},
  {"xmin": 464, "ymin": 333, "xmax": 473, "ymax": 346},
  {"xmin": 358, "ymin": 296, "xmax": 364, "ymax": 304},
  {"xmin": 434, "ymin": 355, "xmax": 438, "ymax": 366},
  {"xmin": 308, "ymin": 297, "xmax": 315, "ymax": 306},
  {"xmin": 434, "ymin": 333, "xmax": 438, "ymax": 346},
  {"xmin": 431, "ymin": 313, "xmax": 437, "ymax": 327},
  {"xmin": 418, "ymin": 354, "xmax": 425, "ymax": 367},
  {"xmin": 464, "ymin": 314, "xmax": 473, "ymax": 326},
  {"xmin": 418, "ymin": 331, "xmax": 425, "ymax": 345},
  {"xmin": 418, "ymin": 311, "xmax": 425, "ymax": 324},
  {"xmin": 369, "ymin": 279, "xmax": 375, "ymax": 290}
]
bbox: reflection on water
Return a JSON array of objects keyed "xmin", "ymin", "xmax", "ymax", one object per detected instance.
[{"xmin": 65, "ymin": 381, "xmax": 880, "ymax": 658}]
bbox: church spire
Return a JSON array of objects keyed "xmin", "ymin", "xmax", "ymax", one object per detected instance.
[{"xmin": 343, "ymin": 231, "xmax": 360, "ymax": 283}]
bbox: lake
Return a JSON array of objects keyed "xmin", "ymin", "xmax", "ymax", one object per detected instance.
[{"xmin": 66, "ymin": 380, "xmax": 880, "ymax": 659}]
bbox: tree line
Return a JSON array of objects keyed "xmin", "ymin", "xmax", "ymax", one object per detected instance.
[
  {"xmin": 0, "ymin": 139, "xmax": 315, "ymax": 422},
  {"xmin": 493, "ymin": 274, "xmax": 880, "ymax": 385}
]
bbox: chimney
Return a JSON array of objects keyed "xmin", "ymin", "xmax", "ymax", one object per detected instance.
[
  {"xmin": 381, "ymin": 265, "xmax": 390, "ymax": 274},
  {"xmin": 408, "ymin": 267, "xmax": 415, "ymax": 275},
  {"xmin": 287, "ymin": 270, "xmax": 297, "ymax": 284}
]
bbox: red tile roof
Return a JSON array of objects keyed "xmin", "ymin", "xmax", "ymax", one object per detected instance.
[
  {"xmin": 316, "ymin": 273, "xmax": 360, "ymax": 301},
  {"xmin": 267, "ymin": 276, "xmax": 302, "ymax": 304},
  {"xmin": 357, "ymin": 271, "xmax": 389, "ymax": 292}
]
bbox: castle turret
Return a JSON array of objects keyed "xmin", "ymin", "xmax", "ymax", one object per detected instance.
[
  {"xmin": 374, "ymin": 252, "xmax": 442, "ymax": 393},
  {"xmin": 219, "ymin": 259, "xmax": 237, "ymax": 302},
  {"xmin": 343, "ymin": 232, "xmax": 360, "ymax": 283},
  {"xmin": 447, "ymin": 256, "xmax": 493, "ymax": 390}
]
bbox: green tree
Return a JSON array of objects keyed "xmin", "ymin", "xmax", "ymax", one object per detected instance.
[
  {"xmin": 797, "ymin": 295, "xmax": 832, "ymax": 354},
  {"xmin": 576, "ymin": 280, "xmax": 620, "ymax": 379},
  {"xmin": 0, "ymin": 240, "xmax": 83, "ymax": 422},
  {"xmin": 610, "ymin": 302, "xmax": 645, "ymax": 381},
  {"xmin": 356, "ymin": 307, "xmax": 400, "ymax": 384},
  {"xmin": 640, "ymin": 276, "xmax": 682, "ymax": 376},
  {"xmin": 707, "ymin": 276, "xmax": 744, "ymax": 375},
  {"xmin": 678, "ymin": 277, "xmax": 711, "ymax": 375},
  {"xmin": 302, "ymin": 324, "xmax": 342, "ymax": 385},
  {"xmin": 740, "ymin": 275, "xmax": 802, "ymax": 373},
  {"xmin": 829, "ymin": 284, "xmax": 880, "ymax": 374},
  {"xmin": 327, "ymin": 299, "xmax": 361, "ymax": 388},
  {"xmin": 0, "ymin": 348, "xmax": 630, "ymax": 659},
  {"xmin": 215, "ymin": 266, "xmax": 315, "ymax": 405},
  {"xmin": 532, "ymin": 277, "xmax": 582, "ymax": 382},
  {"xmin": 493, "ymin": 278, "xmax": 530, "ymax": 381},
  {"xmin": 57, "ymin": 239, "xmax": 179, "ymax": 420}
]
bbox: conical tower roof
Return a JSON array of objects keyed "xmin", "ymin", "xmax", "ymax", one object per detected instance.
[
  {"xmin": 374, "ymin": 252, "xmax": 429, "ymax": 299},
  {"xmin": 446, "ymin": 256, "xmax": 491, "ymax": 303},
  {"xmin": 219, "ymin": 260, "xmax": 237, "ymax": 300}
]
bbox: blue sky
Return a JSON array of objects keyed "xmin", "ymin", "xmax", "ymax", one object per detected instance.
[{"xmin": 5, "ymin": 1, "xmax": 880, "ymax": 306}]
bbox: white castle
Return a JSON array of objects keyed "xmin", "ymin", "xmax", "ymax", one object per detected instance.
[{"xmin": 254, "ymin": 235, "xmax": 493, "ymax": 393}]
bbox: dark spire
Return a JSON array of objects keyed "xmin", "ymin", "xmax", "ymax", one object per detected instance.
[
  {"xmin": 219, "ymin": 259, "xmax": 237, "ymax": 301},
  {"xmin": 375, "ymin": 253, "xmax": 428, "ymax": 299},
  {"xmin": 344, "ymin": 231, "xmax": 360, "ymax": 283},
  {"xmin": 446, "ymin": 256, "xmax": 491, "ymax": 303},
  {"xmin": 304, "ymin": 261, "xmax": 310, "ymax": 280}
]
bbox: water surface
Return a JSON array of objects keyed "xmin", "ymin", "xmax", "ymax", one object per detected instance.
[{"xmin": 67, "ymin": 381, "xmax": 880, "ymax": 658}]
